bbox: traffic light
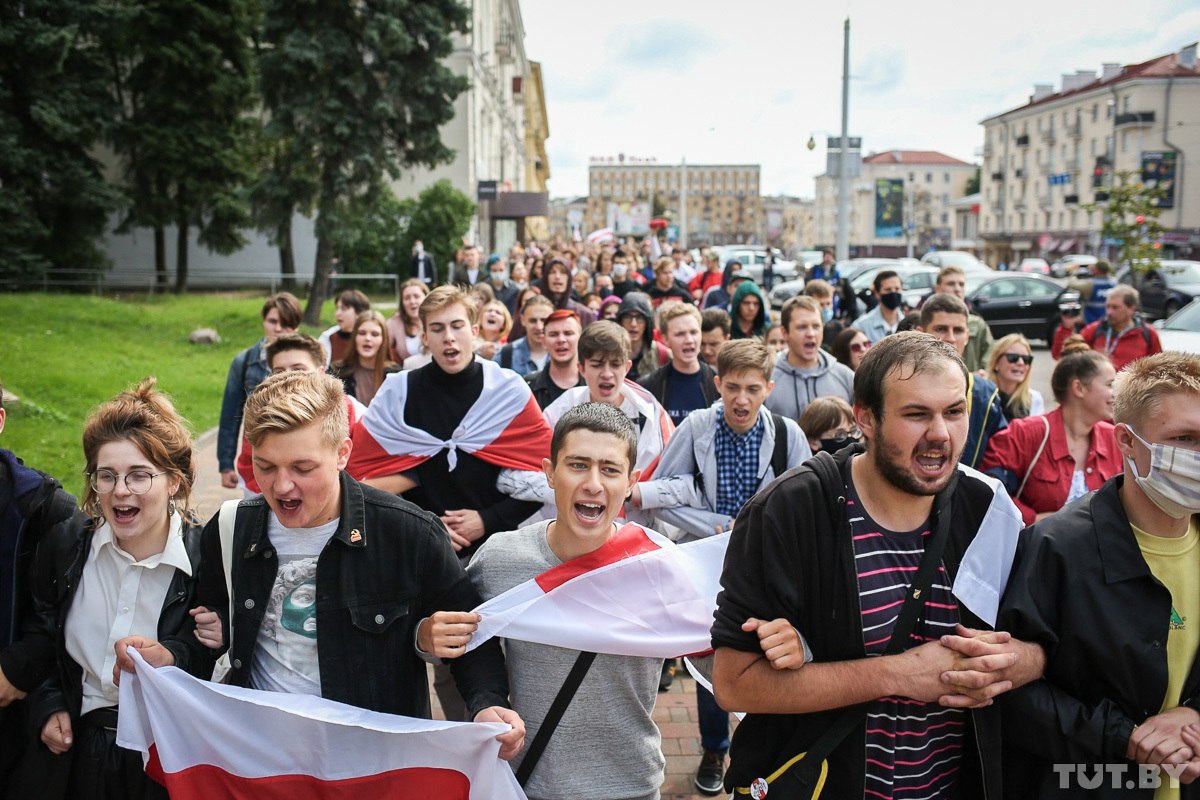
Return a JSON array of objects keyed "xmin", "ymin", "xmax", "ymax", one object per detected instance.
[{"xmin": 1092, "ymin": 166, "xmax": 1104, "ymax": 188}]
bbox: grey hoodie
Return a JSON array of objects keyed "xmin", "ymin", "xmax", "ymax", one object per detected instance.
[{"xmin": 764, "ymin": 349, "xmax": 855, "ymax": 422}]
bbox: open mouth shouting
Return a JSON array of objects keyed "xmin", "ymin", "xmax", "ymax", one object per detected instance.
[
  {"xmin": 574, "ymin": 501, "xmax": 606, "ymax": 525},
  {"xmin": 913, "ymin": 448, "xmax": 951, "ymax": 479},
  {"xmin": 111, "ymin": 504, "xmax": 141, "ymax": 525}
]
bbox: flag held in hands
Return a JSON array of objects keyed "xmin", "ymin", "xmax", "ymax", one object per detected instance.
[
  {"xmin": 116, "ymin": 649, "xmax": 526, "ymax": 800},
  {"xmin": 467, "ymin": 523, "xmax": 731, "ymax": 659}
]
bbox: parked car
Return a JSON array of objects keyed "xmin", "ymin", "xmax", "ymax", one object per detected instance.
[
  {"xmin": 767, "ymin": 258, "xmax": 905, "ymax": 310},
  {"xmin": 921, "ymin": 250, "xmax": 992, "ymax": 275},
  {"xmin": 963, "ymin": 272, "xmax": 1077, "ymax": 342},
  {"xmin": 1050, "ymin": 253, "xmax": 1098, "ymax": 278},
  {"xmin": 1117, "ymin": 261, "xmax": 1200, "ymax": 320},
  {"xmin": 1155, "ymin": 298, "xmax": 1200, "ymax": 355},
  {"xmin": 714, "ymin": 247, "xmax": 799, "ymax": 286},
  {"xmin": 1017, "ymin": 257, "xmax": 1051, "ymax": 275}
]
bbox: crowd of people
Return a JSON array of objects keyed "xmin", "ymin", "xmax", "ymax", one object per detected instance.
[{"xmin": 0, "ymin": 235, "xmax": 1195, "ymax": 800}]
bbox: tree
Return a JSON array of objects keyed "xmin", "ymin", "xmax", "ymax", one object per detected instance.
[
  {"xmin": 964, "ymin": 167, "xmax": 981, "ymax": 196},
  {"xmin": 258, "ymin": 0, "xmax": 471, "ymax": 326},
  {"xmin": 0, "ymin": 0, "xmax": 125, "ymax": 280},
  {"xmin": 330, "ymin": 183, "xmax": 411, "ymax": 277},
  {"xmin": 246, "ymin": 129, "xmax": 318, "ymax": 291},
  {"xmin": 107, "ymin": 0, "xmax": 257, "ymax": 292},
  {"xmin": 1084, "ymin": 170, "xmax": 1165, "ymax": 274},
  {"xmin": 397, "ymin": 180, "xmax": 475, "ymax": 280}
]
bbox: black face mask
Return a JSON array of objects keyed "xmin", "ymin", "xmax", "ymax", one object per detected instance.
[
  {"xmin": 820, "ymin": 436, "xmax": 858, "ymax": 454},
  {"xmin": 879, "ymin": 291, "xmax": 904, "ymax": 310},
  {"xmin": 598, "ymin": 286, "xmax": 612, "ymax": 299}
]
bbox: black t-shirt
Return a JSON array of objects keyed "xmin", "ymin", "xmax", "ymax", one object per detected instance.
[{"xmin": 663, "ymin": 364, "xmax": 707, "ymax": 425}]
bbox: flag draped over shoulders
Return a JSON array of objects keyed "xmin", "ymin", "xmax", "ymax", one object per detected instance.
[
  {"xmin": 467, "ymin": 523, "xmax": 729, "ymax": 659},
  {"xmin": 346, "ymin": 360, "xmax": 551, "ymax": 479},
  {"xmin": 117, "ymin": 650, "xmax": 525, "ymax": 800}
]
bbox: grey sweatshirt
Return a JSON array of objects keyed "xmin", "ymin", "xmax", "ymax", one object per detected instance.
[{"xmin": 764, "ymin": 349, "xmax": 855, "ymax": 422}]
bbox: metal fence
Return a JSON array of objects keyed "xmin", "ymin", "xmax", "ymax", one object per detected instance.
[{"xmin": 0, "ymin": 269, "xmax": 399, "ymax": 301}]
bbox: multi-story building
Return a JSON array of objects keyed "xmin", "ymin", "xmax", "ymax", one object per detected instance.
[
  {"xmin": 548, "ymin": 196, "xmax": 588, "ymax": 240},
  {"xmin": 979, "ymin": 42, "xmax": 1200, "ymax": 267},
  {"xmin": 950, "ymin": 193, "xmax": 983, "ymax": 256},
  {"xmin": 390, "ymin": 0, "xmax": 548, "ymax": 252},
  {"xmin": 814, "ymin": 150, "xmax": 976, "ymax": 257},
  {"xmin": 760, "ymin": 195, "xmax": 815, "ymax": 257},
  {"xmin": 585, "ymin": 159, "xmax": 762, "ymax": 246}
]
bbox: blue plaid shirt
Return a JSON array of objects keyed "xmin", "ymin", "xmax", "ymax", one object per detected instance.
[{"xmin": 713, "ymin": 411, "xmax": 765, "ymax": 518}]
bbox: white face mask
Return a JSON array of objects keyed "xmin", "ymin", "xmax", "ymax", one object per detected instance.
[{"xmin": 1126, "ymin": 427, "xmax": 1200, "ymax": 519}]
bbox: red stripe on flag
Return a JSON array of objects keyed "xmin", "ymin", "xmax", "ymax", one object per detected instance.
[
  {"xmin": 535, "ymin": 523, "xmax": 661, "ymax": 592},
  {"xmin": 148, "ymin": 744, "xmax": 471, "ymax": 800},
  {"xmin": 346, "ymin": 422, "xmax": 427, "ymax": 480},
  {"xmin": 473, "ymin": 397, "xmax": 552, "ymax": 471}
]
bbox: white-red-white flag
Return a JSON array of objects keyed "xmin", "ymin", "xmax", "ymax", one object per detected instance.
[
  {"xmin": 345, "ymin": 359, "xmax": 551, "ymax": 478},
  {"xmin": 116, "ymin": 650, "xmax": 526, "ymax": 800},
  {"xmin": 466, "ymin": 524, "xmax": 730, "ymax": 659}
]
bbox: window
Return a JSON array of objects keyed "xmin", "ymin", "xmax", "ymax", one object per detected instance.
[
  {"xmin": 941, "ymin": 212, "xmax": 949, "ymax": 224},
  {"xmin": 1092, "ymin": 103, "xmax": 1098, "ymax": 122},
  {"xmin": 925, "ymin": 173, "xmax": 933, "ymax": 183},
  {"xmin": 908, "ymin": 172, "xmax": 915, "ymax": 181},
  {"xmin": 1121, "ymin": 132, "xmax": 1128, "ymax": 153},
  {"xmin": 1123, "ymin": 95, "xmax": 1131, "ymax": 113},
  {"xmin": 944, "ymin": 173, "xmax": 950, "ymax": 183}
]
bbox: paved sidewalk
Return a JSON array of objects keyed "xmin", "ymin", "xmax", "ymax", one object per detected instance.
[{"xmin": 190, "ymin": 427, "xmax": 730, "ymax": 799}]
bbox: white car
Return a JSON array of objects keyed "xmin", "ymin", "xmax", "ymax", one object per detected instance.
[{"xmin": 1156, "ymin": 299, "xmax": 1200, "ymax": 355}]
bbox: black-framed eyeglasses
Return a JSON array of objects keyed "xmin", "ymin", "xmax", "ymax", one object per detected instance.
[
  {"xmin": 88, "ymin": 469, "xmax": 169, "ymax": 495},
  {"xmin": 1003, "ymin": 353, "xmax": 1034, "ymax": 365}
]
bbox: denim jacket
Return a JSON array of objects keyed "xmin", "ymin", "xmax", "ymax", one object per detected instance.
[{"xmin": 217, "ymin": 340, "xmax": 270, "ymax": 472}]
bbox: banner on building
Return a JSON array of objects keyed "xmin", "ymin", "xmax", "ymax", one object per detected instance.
[
  {"xmin": 1141, "ymin": 151, "xmax": 1177, "ymax": 209},
  {"xmin": 875, "ymin": 179, "xmax": 904, "ymax": 238}
]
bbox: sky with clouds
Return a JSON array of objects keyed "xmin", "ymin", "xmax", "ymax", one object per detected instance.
[{"xmin": 520, "ymin": 0, "xmax": 1200, "ymax": 200}]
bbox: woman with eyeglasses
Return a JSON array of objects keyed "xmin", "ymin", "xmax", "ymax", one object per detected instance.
[
  {"xmin": 15, "ymin": 378, "xmax": 202, "ymax": 799},
  {"xmin": 799, "ymin": 396, "xmax": 862, "ymax": 455},
  {"xmin": 831, "ymin": 328, "xmax": 871, "ymax": 371},
  {"xmin": 982, "ymin": 336, "xmax": 1122, "ymax": 525},
  {"xmin": 984, "ymin": 333, "xmax": 1044, "ymax": 420}
]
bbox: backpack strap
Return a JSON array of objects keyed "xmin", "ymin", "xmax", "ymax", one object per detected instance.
[
  {"xmin": 769, "ymin": 413, "xmax": 790, "ymax": 479},
  {"xmin": 514, "ymin": 651, "xmax": 597, "ymax": 786}
]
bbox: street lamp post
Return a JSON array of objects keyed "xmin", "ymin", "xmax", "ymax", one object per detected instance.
[{"xmin": 836, "ymin": 17, "xmax": 851, "ymax": 263}]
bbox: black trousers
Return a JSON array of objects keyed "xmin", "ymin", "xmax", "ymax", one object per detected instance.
[{"xmin": 68, "ymin": 708, "xmax": 168, "ymax": 800}]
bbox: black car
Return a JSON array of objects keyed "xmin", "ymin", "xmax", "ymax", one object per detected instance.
[
  {"xmin": 963, "ymin": 273, "xmax": 1079, "ymax": 343},
  {"xmin": 1116, "ymin": 261, "xmax": 1200, "ymax": 320}
]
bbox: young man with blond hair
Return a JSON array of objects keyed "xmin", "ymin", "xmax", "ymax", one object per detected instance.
[
  {"xmin": 117, "ymin": 371, "xmax": 524, "ymax": 759},
  {"xmin": 640, "ymin": 303, "xmax": 719, "ymax": 426},
  {"xmin": 999, "ymin": 351, "xmax": 1200, "ymax": 796}
]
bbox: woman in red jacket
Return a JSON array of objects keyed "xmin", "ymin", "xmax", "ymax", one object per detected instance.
[{"xmin": 982, "ymin": 337, "xmax": 1122, "ymax": 525}]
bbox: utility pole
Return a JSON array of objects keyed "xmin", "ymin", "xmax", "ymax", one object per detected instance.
[
  {"xmin": 835, "ymin": 17, "xmax": 851, "ymax": 262},
  {"xmin": 906, "ymin": 176, "xmax": 915, "ymax": 258},
  {"xmin": 680, "ymin": 158, "xmax": 689, "ymax": 249}
]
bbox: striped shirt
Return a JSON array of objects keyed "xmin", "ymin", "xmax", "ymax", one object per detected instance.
[{"xmin": 847, "ymin": 482, "xmax": 964, "ymax": 800}]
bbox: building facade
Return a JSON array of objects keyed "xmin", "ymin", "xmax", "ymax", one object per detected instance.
[
  {"xmin": 389, "ymin": 0, "xmax": 548, "ymax": 253},
  {"xmin": 760, "ymin": 195, "xmax": 815, "ymax": 257},
  {"xmin": 585, "ymin": 159, "xmax": 762, "ymax": 247},
  {"xmin": 979, "ymin": 43, "xmax": 1200, "ymax": 268},
  {"xmin": 814, "ymin": 150, "xmax": 977, "ymax": 258}
]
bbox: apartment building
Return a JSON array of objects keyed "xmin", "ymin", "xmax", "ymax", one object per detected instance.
[
  {"xmin": 585, "ymin": 159, "xmax": 762, "ymax": 246},
  {"xmin": 813, "ymin": 150, "xmax": 977, "ymax": 257},
  {"xmin": 979, "ymin": 42, "xmax": 1200, "ymax": 267}
]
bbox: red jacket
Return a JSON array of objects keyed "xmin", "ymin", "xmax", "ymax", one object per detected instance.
[
  {"xmin": 981, "ymin": 407, "xmax": 1122, "ymax": 525},
  {"xmin": 1051, "ymin": 317, "xmax": 1162, "ymax": 372}
]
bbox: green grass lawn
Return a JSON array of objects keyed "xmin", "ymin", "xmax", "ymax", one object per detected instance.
[{"xmin": 1, "ymin": 292, "xmax": 333, "ymax": 497}]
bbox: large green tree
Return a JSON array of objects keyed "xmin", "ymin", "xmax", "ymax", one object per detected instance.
[
  {"xmin": 0, "ymin": 0, "xmax": 125, "ymax": 280},
  {"xmin": 398, "ymin": 179, "xmax": 475, "ymax": 279},
  {"xmin": 258, "ymin": 0, "xmax": 470, "ymax": 326},
  {"xmin": 107, "ymin": 0, "xmax": 257, "ymax": 292}
]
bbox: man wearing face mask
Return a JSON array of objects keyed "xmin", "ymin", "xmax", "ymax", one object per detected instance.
[
  {"xmin": 609, "ymin": 252, "xmax": 638, "ymax": 298},
  {"xmin": 485, "ymin": 254, "xmax": 519, "ymax": 313},
  {"xmin": 997, "ymin": 351, "xmax": 1200, "ymax": 797},
  {"xmin": 852, "ymin": 270, "xmax": 905, "ymax": 345}
]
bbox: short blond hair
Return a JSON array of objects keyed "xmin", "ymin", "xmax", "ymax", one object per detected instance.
[
  {"xmin": 657, "ymin": 302, "xmax": 702, "ymax": 336},
  {"xmin": 717, "ymin": 339, "xmax": 775, "ymax": 382},
  {"xmin": 244, "ymin": 371, "xmax": 348, "ymax": 450},
  {"xmin": 780, "ymin": 295, "xmax": 821, "ymax": 330},
  {"xmin": 1113, "ymin": 351, "xmax": 1200, "ymax": 428},
  {"xmin": 653, "ymin": 256, "xmax": 675, "ymax": 275},
  {"xmin": 419, "ymin": 285, "xmax": 476, "ymax": 328}
]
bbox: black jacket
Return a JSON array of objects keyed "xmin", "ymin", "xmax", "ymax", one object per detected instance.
[
  {"xmin": 525, "ymin": 368, "xmax": 584, "ymax": 410},
  {"xmin": 162, "ymin": 472, "xmax": 510, "ymax": 720},
  {"xmin": 997, "ymin": 476, "xmax": 1200, "ymax": 799},
  {"xmin": 25, "ymin": 516, "xmax": 203, "ymax": 730},
  {"xmin": 712, "ymin": 445, "xmax": 1003, "ymax": 798},
  {"xmin": 638, "ymin": 361, "xmax": 720, "ymax": 411},
  {"xmin": 0, "ymin": 450, "xmax": 81, "ymax": 689}
]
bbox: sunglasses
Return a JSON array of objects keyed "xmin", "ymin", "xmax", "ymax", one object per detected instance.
[
  {"xmin": 1003, "ymin": 353, "xmax": 1034, "ymax": 365},
  {"xmin": 850, "ymin": 340, "xmax": 871, "ymax": 353}
]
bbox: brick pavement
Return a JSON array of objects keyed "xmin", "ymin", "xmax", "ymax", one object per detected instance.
[{"xmin": 190, "ymin": 426, "xmax": 730, "ymax": 800}]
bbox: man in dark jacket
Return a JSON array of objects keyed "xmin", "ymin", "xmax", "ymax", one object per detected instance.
[
  {"xmin": 116, "ymin": 371, "xmax": 526, "ymax": 760},
  {"xmin": 998, "ymin": 351, "xmax": 1200, "ymax": 798},
  {"xmin": 712, "ymin": 332, "xmax": 1041, "ymax": 798},
  {"xmin": 0, "ymin": 380, "xmax": 81, "ymax": 781},
  {"xmin": 639, "ymin": 303, "xmax": 719, "ymax": 426}
]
